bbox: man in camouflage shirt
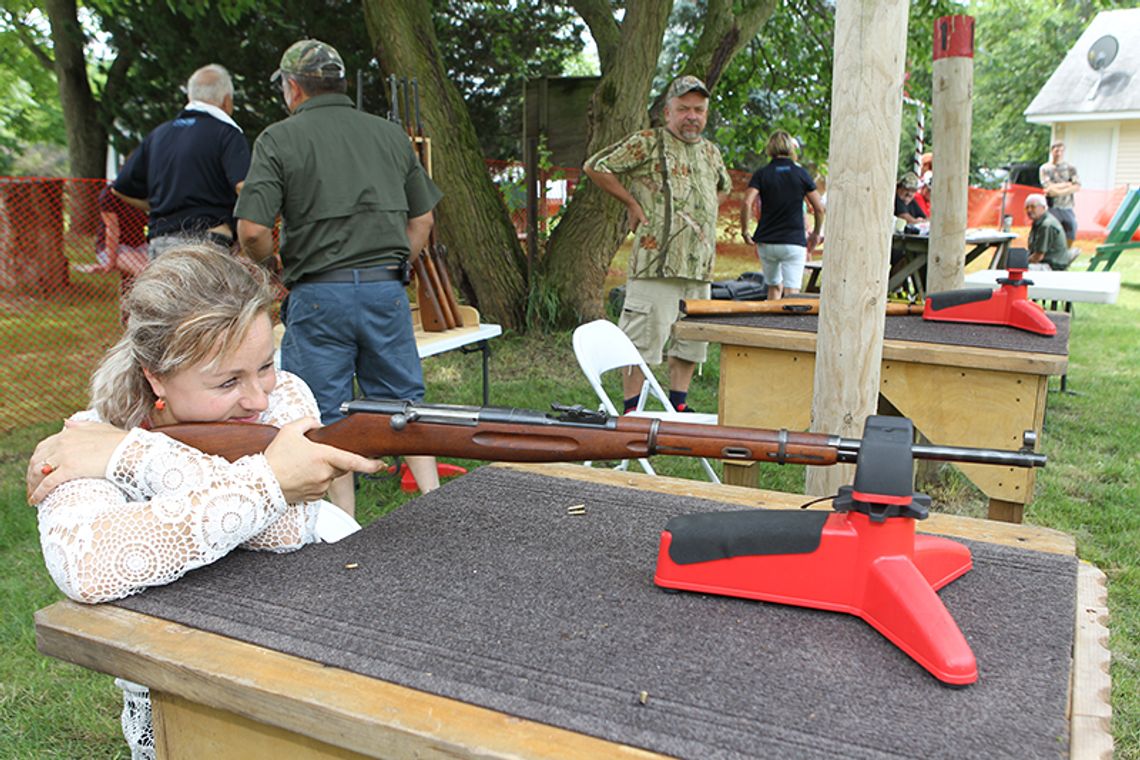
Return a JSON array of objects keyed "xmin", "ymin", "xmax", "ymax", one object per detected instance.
[
  {"xmin": 1039, "ymin": 141, "xmax": 1080, "ymax": 244},
  {"xmin": 584, "ymin": 76, "xmax": 731, "ymax": 413}
]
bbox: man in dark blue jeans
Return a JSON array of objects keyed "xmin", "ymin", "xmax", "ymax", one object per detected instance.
[{"xmin": 236, "ymin": 39, "xmax": 443, "ymax": 512}]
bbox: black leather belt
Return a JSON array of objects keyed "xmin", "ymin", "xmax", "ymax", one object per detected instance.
[
  {"xmin": 206, "ymin": 231, "xmax": 234, "ymax": 249},
  {"xmin": 297, "ymin": 265, "xmax": 403, "ymax": 285}
]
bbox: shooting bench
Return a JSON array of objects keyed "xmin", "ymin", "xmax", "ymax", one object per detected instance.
[
  {"xmin": 673, "ymin": 311, "xmax": 1068, "ymax": 522},
  {"xmin": 35, "ymin": 464, "xmax": 1109, "ymax": 759}
]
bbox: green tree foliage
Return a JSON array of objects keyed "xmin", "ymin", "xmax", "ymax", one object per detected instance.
[
  {"xmin": 3, "ymin": 1, "xmax": 582, "ymax": 171},
  {"xmin": 670, "ymin": 0, "xmax": 963, "ymax": 176},
  {"xmin": 0, "ymin": 7, "xmax": 66, "ymax": 174},
  {"xmin": 432, "ymin": 1, "xmax": 583, "ymax": 159},
  {"xmin": 95, "ymin": 1, "xmax": 379, "ymax": 156}
]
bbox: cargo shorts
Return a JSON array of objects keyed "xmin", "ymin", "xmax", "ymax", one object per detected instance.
[{"xmin": 618, "ymin": 277, "xmax": 709, "ymax": 366}]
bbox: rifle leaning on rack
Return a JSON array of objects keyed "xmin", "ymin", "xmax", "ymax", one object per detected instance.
[
  {"xmin": 390, "ymin": 76, "xmax": 449, "ymax": 332},
  {"xmin": 412, "ymin": 79, "xmax": 464, "ymax": 328}
]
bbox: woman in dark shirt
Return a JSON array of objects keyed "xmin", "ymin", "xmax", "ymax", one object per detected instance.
[{"xmin": 740, "ymin": 130, "xmax": 825, "ymax": 300}]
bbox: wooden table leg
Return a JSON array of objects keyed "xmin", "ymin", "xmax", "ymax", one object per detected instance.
[{"xmin": 988, "ymin": 499, "xmax": 1024, "ymax": 523}]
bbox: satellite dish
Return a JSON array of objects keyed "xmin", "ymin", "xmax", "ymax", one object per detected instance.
[{"xmin": 1087, "ymin": 35, "xmax": 1118, "ymax": 71}]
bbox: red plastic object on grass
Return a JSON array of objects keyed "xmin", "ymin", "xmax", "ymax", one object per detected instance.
[
  {"xmin": 653, "ymin": 416, "xmax": 978, "ymax": 686},
  {"xmin": 387, "ymin": 462, "xmax": 467, "ymax": 492},
  {"xmin": 922, "ymin": 249, "xmax": 1056, "ymax": 336}
]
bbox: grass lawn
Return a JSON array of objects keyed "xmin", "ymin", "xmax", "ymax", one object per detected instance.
[{"xmin": 1, "ymin": 239, "xmax": 1137, "ymax": 758}]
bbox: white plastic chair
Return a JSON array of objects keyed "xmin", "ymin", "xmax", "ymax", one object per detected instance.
[{"xmin": 571, "ymin": 319, "xmax": 720, "ymax": 483}]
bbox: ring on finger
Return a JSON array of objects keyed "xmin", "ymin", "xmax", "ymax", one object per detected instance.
[{"xmin": 40, "ymin": 461, "xmax": 54, "ymax": 475}]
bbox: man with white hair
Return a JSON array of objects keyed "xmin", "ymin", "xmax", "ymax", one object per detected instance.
[
  {"xmin": 1024, "ymin": 193, "xmax": 1075, "ymax": 270},
  {"xmin": 114, "ymin": 64, "xmax": 250, "ymax": 257}
]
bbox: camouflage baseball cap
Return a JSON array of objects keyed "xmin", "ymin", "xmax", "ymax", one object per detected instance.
[
  {"xmin": 898, "ymin": 171, "xmax": 921, "ymax": 191},
  {"xmin": 270, "ymin": 39, "xmax": 346, "ymax": 82},
  {"xmin": 665, "ymin": 75, "xmax": 710, "ymax": 100}
]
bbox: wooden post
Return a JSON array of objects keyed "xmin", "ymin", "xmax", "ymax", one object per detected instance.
[
  {"xmin": 806, "ymin": 0, "xmax": 909, "ymax": 497},
  {"xmin": 927, "ymin": 15, "xmax": 975, "ymax": 293}
]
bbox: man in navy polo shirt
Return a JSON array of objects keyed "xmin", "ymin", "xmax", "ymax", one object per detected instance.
[{"xmin": 113, "ymin": 64, "xmax": 250, "ymax": 257}]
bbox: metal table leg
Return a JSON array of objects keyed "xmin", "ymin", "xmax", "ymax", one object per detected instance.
[{"xmin": 460, "ymin": 339, "xmax": 492, "ymax": 405}]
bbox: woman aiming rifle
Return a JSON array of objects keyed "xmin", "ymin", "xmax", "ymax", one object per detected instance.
[{"xmin": 26, "ymin": 244, "xmax": 382, "ymax": 758}]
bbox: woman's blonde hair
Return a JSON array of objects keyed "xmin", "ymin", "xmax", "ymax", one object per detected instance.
[
  {"xmin": 765, "ymin": 130, "xmax": 798, "ymax": 160},
  {"xmin": 91, "ymin": 243, "xmax": 276, "ymax": 428}
]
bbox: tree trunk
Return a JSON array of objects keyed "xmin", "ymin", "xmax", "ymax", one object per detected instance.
[
  {"xmin": 364, "ymin": 0, "xmax": 528, "ymax": 330},
  {"xmin": 44, "ymin": 0, "xmax": 107, "ymax": 179},
  {"xmin": 542, "ymin": 0, "xmax": 672, "ymax": 326}
]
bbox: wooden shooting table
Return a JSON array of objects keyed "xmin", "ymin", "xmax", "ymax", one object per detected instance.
[
  {"xmin": 34, "ymin": 464, "xmax": 1110, "ymax": 760},
  {"xmin": 674, "ymin": 312, "xmax": 1069, "ymax": 523}
]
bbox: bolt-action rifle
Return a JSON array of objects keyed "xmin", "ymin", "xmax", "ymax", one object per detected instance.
[
  {"xmin": 154, "ymin": 398, "xmax": 1045, "ymax": 470},
  {"xmin": 393, "ymin": 75, "xmax": 448, "ymax": 332},
  {"xmin": 412, "ymin": 78, "xmax": 464, "ymax": 327}
]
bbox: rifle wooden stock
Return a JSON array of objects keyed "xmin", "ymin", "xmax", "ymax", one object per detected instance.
[
  {"xmin": 680, "ymin": 299, "xmax": 924, "ymax": 317},
  {"xmin": 154, "ymin": 399, "xmax": 1046, "ymax": 471},
  {"xmin": 413, "ymin": 255, "xmax": 448, "ymax": 332},
  {"xmin": 421, "ymin": 252, "xmax": 456, "ymax": 328},
  {"xmin": 431, "ymin": 245, "xmax": 464, "ymax": 327}
]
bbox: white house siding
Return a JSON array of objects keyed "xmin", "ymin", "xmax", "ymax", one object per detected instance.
[{"xmin": 1116, "ymin": 121, "xmax": 1140, "ymax": 187}]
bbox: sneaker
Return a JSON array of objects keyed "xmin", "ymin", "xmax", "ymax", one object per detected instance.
[
  {"xmin": 674, "ymin": 403, "xmax": 697, "ymax": 413},
  {"xmin": 1065, "ymin": 247, "xmax": 1080, "ymax": 266}
]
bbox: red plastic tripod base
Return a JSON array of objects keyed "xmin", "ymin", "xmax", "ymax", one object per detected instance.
[
  {"xmin": 653, "ymin": 511, "xmax": 977, "ymax": 685},
  {"xmin": 923, "ymin": 268, "xmax": 1056, "ymax": 336}
]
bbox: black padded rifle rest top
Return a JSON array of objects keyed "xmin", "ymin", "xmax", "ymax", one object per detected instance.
[{"xmin": 664, "ymin": 510, "xmax": 830, "ymax": 565}]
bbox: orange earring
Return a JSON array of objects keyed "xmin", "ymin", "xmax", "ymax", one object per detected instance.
[{"xmin": 154, "ymin": 398, "xmax": 166, "ymax": 411}]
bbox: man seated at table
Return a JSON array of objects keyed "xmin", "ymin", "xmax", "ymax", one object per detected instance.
[
  {"xmin": 1024, "ymin": 193, "xmax": 1077, "ymax": 271},
  {"xmin": 894, "ymin": 172, "xmax": 926, "ymax": 226}
]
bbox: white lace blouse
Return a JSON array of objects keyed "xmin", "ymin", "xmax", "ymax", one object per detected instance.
[{"xmin": 37, "ymin": 371, "xmax": 339, "ymax": 604}]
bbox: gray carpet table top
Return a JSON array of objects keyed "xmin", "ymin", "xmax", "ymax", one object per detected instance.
[
  {"xmin": 116, "ymin": 467, "xmax": 1077, "ymax": 759},
  {"xmin": 680, "ymin": 311, "xmax": 1070, "ymax": 357}
]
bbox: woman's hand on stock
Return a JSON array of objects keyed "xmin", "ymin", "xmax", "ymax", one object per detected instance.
[
  {"xmin": 27, "ymin": 420, "xmax": 129, "ymax": 504},
  {"xmin": 265, "ymin": 418, "xmax": 384, "ymax": 503}
]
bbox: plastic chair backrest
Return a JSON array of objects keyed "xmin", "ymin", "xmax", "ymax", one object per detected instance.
[{"xmin": 572, "ymin": 319, "xmax": 673, "ymax": 415}]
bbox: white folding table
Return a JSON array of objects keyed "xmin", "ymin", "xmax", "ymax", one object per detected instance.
[
  {"xmin": 961, "ymin": 269, "xmax": 1120, "ymax": 392},
  {"xmin": 962, "ymin": 269, "xmax": 1121, "ymax": 304}
]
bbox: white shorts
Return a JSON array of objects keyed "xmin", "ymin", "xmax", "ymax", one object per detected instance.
[{"xmin": 757, "ymin": 243, "xmax": 807, "ymax": 289}]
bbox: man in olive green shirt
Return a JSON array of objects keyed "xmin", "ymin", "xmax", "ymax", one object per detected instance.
[
  {"xmin": 236, "ymin": 39, "xmax": 443, "ymax": 505},
  {"xmin": 1025, "ymin": 193, "xmax": 1075, "ymax": 270},
  {"xmin": 584, "ymin": 76, "xmax": 731, "ymax": 413}
]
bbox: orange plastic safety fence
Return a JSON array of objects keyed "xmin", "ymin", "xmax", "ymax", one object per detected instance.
[{"xmin": 1, "ymin": 177, "xmax": 147, "ymax": 432}]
